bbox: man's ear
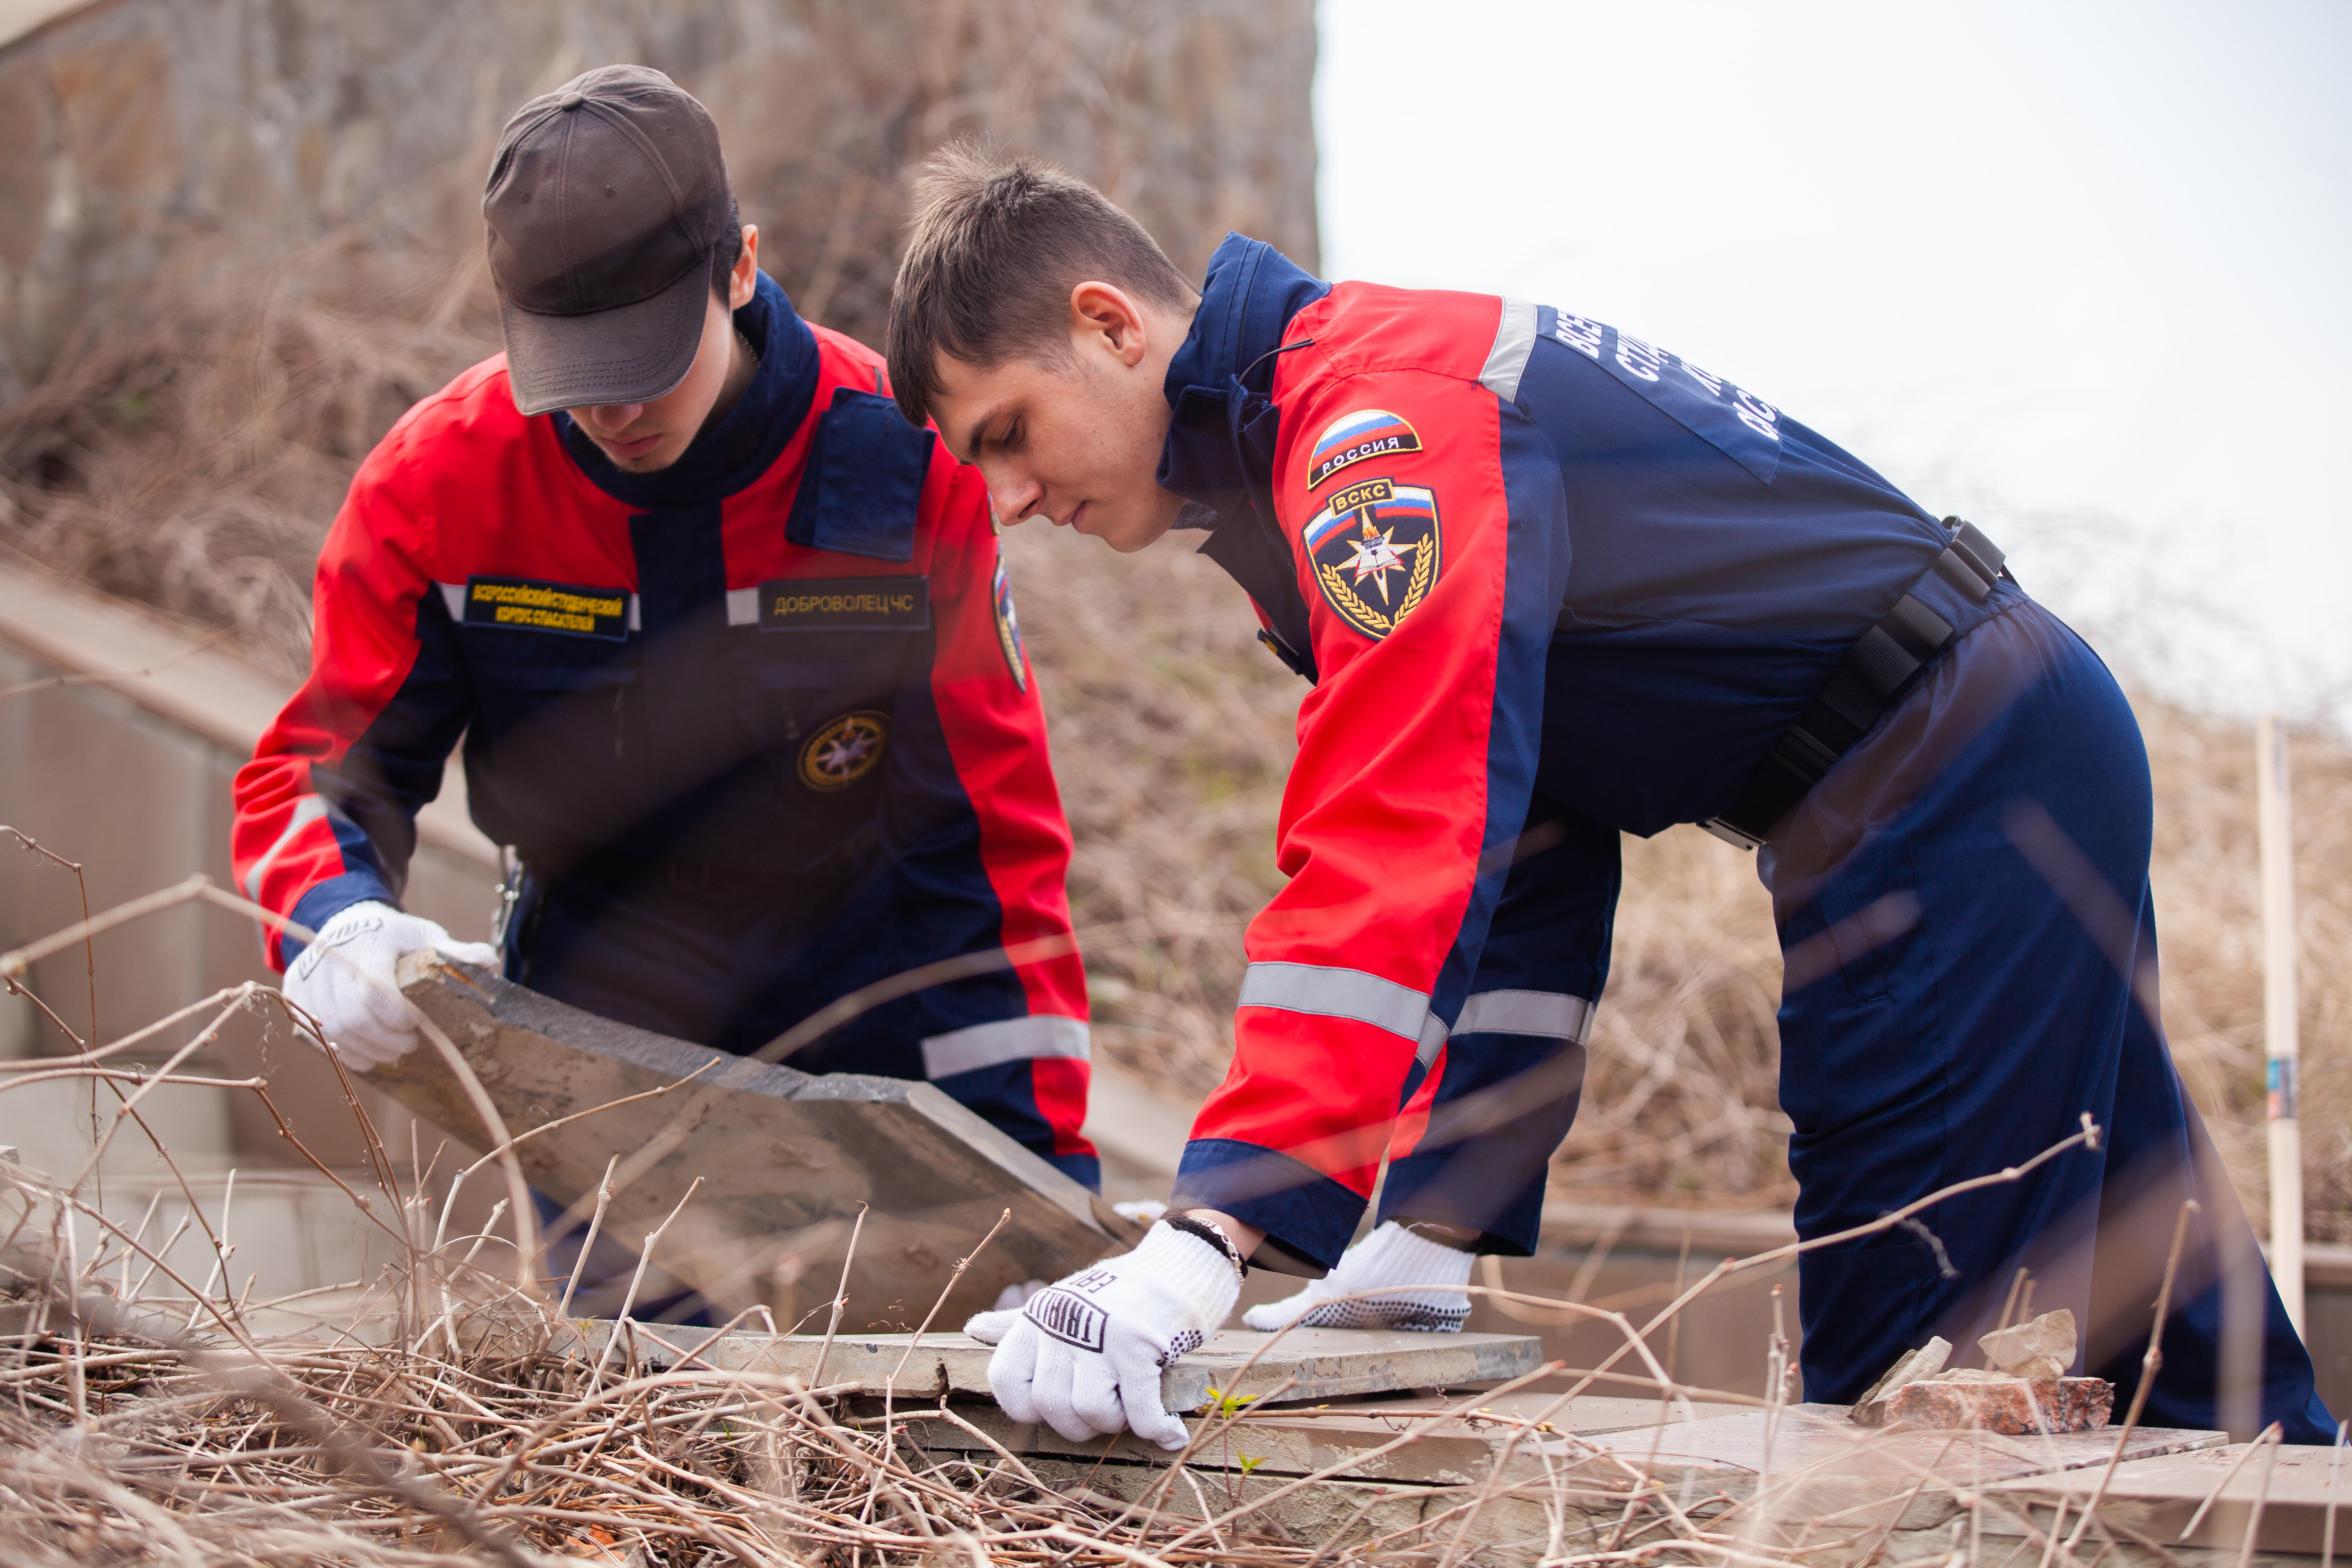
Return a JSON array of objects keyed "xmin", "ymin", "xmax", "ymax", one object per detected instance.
[
  {"xmin": 730, "ymin": 225, "xmax": 760, "ymax": 309},
  {"xmin": 1070, "ymin": 281, "xmax": 1150, "ymax": 368}
]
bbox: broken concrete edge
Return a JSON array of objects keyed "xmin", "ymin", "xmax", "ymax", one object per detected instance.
[{"xmin": 396, "ymin": 953, "xmax": 1130, "ymax": 1245}]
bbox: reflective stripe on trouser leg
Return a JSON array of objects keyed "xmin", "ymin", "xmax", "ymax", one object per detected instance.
[
  {"xmin": 1378, "ymin": 990, "xmax": 1595, "ymax": 1250},
  {"xmin": 919, "ymin": 1014, "xmax": 1090, "ymax": 1079},
  {"xmin": 1237, "ymin": 961, "xmax": 1450, "ymax": 1065},
  {"xmin": 920, "ymin": 1016, "xmax": 1099, "ymax": 1191},
  {"xmin": 1450, "ymin": 988, "xmax": 1594, "ymax": 1048}
]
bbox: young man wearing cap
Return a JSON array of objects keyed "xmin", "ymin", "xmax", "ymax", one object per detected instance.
[
  {"xmin": 886, "ymin": 150, "xmax": 2333, "ymax": 1449},
  {"xmin": 232, "ymin": 70, "xmax": 1097, "ymax": 1190}
]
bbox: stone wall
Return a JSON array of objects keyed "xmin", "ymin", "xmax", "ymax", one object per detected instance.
[{"xmin": 0, "ymin": 0, "xmax": 1319, "ymax": 395}]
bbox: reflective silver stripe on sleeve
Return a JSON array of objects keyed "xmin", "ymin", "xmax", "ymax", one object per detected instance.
[
  {"xmin": 920, "ymin": 1015, "xmax": 1091, "ymax": 1080},
  {"xmin": 627, "ymin": 594, "xmax": 642, "ymax": 632},
  {"xmin": 1239, "ymin": 961, "xmax": 1442, "ymax": 1052},
  {"xmin": 725, "ymin": 587, "xmax": 759, "ymax": 627},
  {"xmin": 436, "ymin": 581, "xmax": 465, "ymax": 618},
  {"xmin": 1413, "ymin": 1011, "xmax": 1451, "ymax": 1070},
  {"xmin": 243, "ymin": 794, "xmax": 330, "ymax": 901},
  {"xmin": 1478, "ymin": 297, "xmax": 1540, "ymax": 403},
  {"xmin": 1451, "ymin": 988, "xmax": 1595, "ymax": 1047}
]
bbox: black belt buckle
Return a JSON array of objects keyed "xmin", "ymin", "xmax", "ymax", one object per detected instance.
[
  {"xmin": 1700, "ymin": 816, "xmax": 1767, "ymax": 851},
  {"xmin": 1931, "ymin": 516, "xmax": 2006, "ymax": 602}
]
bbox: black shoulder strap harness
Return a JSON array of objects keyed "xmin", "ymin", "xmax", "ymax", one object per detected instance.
[{"xmin": 1700, "ymin": 518, "xmax": 2010, "ymax": 850}]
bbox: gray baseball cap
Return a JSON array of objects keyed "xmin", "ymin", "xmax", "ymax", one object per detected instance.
[{"xmin": 483, "ymin": 65, "xmax": 737, "ymax": 418}]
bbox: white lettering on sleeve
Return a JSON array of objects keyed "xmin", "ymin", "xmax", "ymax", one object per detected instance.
[
  {"xmin": 1615, "ymin": 335, "xmax": 1667, "ymax": 382},
  {"xmin": 1733, "ymin": 388, "xmax": 1782, "ymax": 441},
  {"xmin": 1553, "ymin": 313, "xmax": 1605, "ymax": 360}
]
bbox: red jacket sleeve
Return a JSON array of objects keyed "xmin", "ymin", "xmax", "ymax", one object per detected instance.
[
  {"xmin": 890, "ymin": 452, "xmax": 1094, "ymax": 1162},
  {"xmin": 231, "ymin": 416, "xmax": 469, "ymax": 970},
  {"xmin": 1174, "ymin": 303, "xmax": 1571, "ymax": 1266}
]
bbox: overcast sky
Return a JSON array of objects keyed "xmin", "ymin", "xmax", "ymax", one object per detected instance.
[{"xmin": 1316, "ymin": 0, "xmax": 2352, "ymax": 725}]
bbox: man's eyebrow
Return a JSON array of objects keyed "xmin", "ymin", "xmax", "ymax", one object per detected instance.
[{"xmin": 956, "ymin": 403, "xmax": 1006, "ymax": 465}]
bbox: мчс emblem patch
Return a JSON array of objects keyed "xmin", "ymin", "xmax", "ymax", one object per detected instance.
[
  {"xmin": 1306, "ymin": 408, "xmax": 1423, "ymax": 488},
  {"xmin": 1301, "ymin": 477, "xmax": 1441, "ymax": 640},
  {"xmin": 797, "ymin": 710, "xmax": 890, "ymax": 792},
  {"xmin": 463, "ymin": 576, "xmax": 628, "ymax": 640},
  {"xmin": 991, "ymin": 554, "xmax": 1029, "ymax": 692}
]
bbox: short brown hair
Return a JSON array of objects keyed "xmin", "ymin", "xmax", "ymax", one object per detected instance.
[{"xmin": 887, "ymin": 144, "xmax": 1197, "ymax": 424}]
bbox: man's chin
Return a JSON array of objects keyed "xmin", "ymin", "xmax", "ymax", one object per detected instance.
[
  {"xmin": 593, "ymin": 437, "xmax": 681, "ymax": 472},
  {"xmin": 1084, "ymin": 502, "xmax": 1183, "ymax": 554}
]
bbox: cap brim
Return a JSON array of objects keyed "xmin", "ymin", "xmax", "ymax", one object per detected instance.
[{"xmin": 499, "ymin": 261, "xmax": 712, "ymax": 418}]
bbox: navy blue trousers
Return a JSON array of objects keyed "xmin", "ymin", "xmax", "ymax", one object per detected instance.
[
  {"xmin": 1375, "ymin": 597, "xmax": 2331, "ymax": 1439},
  {"xmin": 1766, "ymin": 598, "xmax": 2328, "ymax": 1438}
]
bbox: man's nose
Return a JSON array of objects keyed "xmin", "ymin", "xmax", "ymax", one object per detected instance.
[
  {"xmin": 988, "ymin": 467, "xmax": 1044, "ymax": 526},
  {"xmin": 583, "ymin": 403, "xmax": 645, "ymax": 433}
]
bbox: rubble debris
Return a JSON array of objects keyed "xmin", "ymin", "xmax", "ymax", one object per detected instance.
[
  {"xmin": 1854, "ymin": 1312, "xmax": 2110, "ymax": 1430},
  {"xmin": 1885, "ymin": 1374, "xmax": 2115, "ymax": 1434},
  {"xmin": 1851, "ymin": 1336, "xmax": 1952, "ymax": 1424},
  {"xmin": 1977, "ymin": 1307, "xmax": 2077, "ymax": 1380}
]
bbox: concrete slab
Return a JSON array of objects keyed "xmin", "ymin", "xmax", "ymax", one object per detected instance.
[
  {"xmin": 1577, "ymin": 1405, "xmax": 2228, "ymax": 1504},
  {"xmin": 899, "ymin": 1386, "xmax": 1748, "ymax": 1485},
  {"xmin": 375, "ymin": 954, "xmax": 1142, "ymax": 1326},
  {"xmin": 896, "ymin": 1396, "xmax": 2232, "ymax": 1565},
  {"xmin": 1005, "ymin": 1453, "xmax": 1574, "ymax": 1557},
  {"xmin": 591, "ymin": 1322, "xmax": 1546, "ymax": 1411},
  {"xmin": 1981, "ymin": 1442, "xmax": 2352, "ymax": 1554}
]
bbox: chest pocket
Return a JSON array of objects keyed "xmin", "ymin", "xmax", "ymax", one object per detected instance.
[
  {"xmin": 784, "ymin": 388, "xmax": 935, "ymax": 563},
  {"xmin": 452, "ymin": 597, "xmax": 643, "ymax": 824}
]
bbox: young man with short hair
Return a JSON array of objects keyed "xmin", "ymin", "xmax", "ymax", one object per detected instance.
[
  {"xmin": 889, "ymin": 148, "xmax": 2330, "ymax": 1448},
  {"xmin": 235, "ymin": 72, "xmax": 1096, "ymax": 1193}
]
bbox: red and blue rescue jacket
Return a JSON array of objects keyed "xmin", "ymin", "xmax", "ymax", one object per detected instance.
[
  {"xmin": 232, "ymin": 272, "xmax": 1096, "ymax": 1182},
  {"xmin": 1162, "ymin": 236, "xmax": 2012, "ymax": 1265}
]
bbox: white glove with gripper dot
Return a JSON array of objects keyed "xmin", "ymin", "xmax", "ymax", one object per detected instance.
[
  {"xmin": 283, "ymin": 901, "xmax": 498, "ymax": 1073},
  {"xmin": 966, "ymin": 1222, "xmax": 1239, "ymax": 1449}
]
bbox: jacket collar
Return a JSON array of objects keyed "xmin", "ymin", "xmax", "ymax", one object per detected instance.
[
  {"xmin": 557, "ymin": 268, "xmax": 822, "ymax": 511},
  {"xmin": 1156, "ymin": 233, "xmax": 1331, "ymax": 527}
]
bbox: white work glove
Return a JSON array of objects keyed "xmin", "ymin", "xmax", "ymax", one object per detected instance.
[
  {"xmin": 966, "ymin": 1222, "xmax": 1239, "ymax": 1449},
  {"xmin": 283, "ymin": 901, "xmax": 498, "ymax": 1072},
  {"xmin": 1242, "ymin": 1221, "xmax": 1473, "ymax": 1333}
]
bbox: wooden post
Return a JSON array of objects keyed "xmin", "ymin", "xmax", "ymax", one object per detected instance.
[{"xmin": 2257, "ymin": 712, "xmax": 2306, "ymax": 1332}]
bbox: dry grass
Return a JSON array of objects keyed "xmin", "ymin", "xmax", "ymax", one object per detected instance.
[{"xmin": 0, "ymin": 878, "xmax": 2213, "ymax": 1565}]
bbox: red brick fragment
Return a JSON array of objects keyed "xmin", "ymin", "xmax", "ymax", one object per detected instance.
[{"xmin": 1884, "ymin": 1376, "xmax": 2114, "ymax": 1434}]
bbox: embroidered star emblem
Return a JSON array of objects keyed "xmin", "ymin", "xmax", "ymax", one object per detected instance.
[
  {"xmin": 1340, "ymin": 518, "xmax": 1422, "ymax": 605},
  {"xmin": 815, "ymin": 730, "xmax": 874, "ymax": 776}
]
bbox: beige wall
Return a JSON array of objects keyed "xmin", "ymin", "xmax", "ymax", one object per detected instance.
[
  {"xmin": 0, "ymin": 0, "xmax": 1318, "ymax": 394},
  {"xmin": 0, "ymin": 560, "xmax": 498, "ymax": 1173}
]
